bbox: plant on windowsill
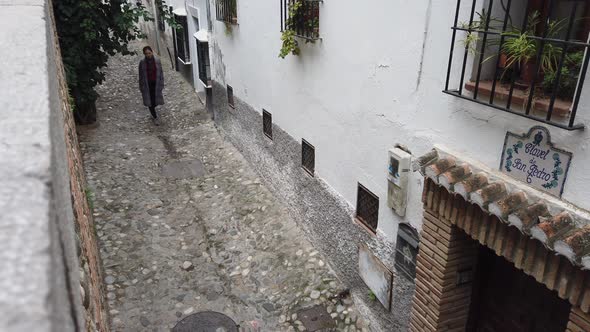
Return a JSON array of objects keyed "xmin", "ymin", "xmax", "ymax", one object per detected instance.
[
  {"xmin": 542, "ymin": 50, "xmax": 584, "ymax": 100},
  {"xmin": 459, "ymin": 9, "xmax": 502, "ymax": 56},
  {"xmin": 220, "ymin": 0, "xmax": 237, "ymax": 35},
  {"xmin": 225, "ymin": 22, "xmax": 233, "ymax": 35},
  {"xmin": 279, "ymin": 0, "xmax": 319, "ymax": 59},
  {"xmin": 500, "ymin": 11, "xmax": 568, "ymax": 85}
]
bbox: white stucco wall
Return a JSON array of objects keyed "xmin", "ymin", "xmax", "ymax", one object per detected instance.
[
  {"xmin": 186, "ymin": 0, "xmax": 211, "ymax": 98},
  {"xmin": 201, "ymin": 0, "xmax": 590, "ymax": 242}
]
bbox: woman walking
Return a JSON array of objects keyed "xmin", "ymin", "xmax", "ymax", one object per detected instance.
[{"xmin": 139, "ymin": 46, "xmax": 164, "ymax": 125}]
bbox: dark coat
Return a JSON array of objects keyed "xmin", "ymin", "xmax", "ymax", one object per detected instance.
[{"xmin": 138, "ymin": 56, "xmax": 165, "ymax": 107}]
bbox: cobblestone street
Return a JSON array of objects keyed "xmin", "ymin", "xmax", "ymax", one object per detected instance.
[{"xmin": 79, "ymin": 43, "xmax": 367, "ymax": 331}]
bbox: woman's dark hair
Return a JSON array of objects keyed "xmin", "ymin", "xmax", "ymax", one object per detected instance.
[{"xmin": 142, "ymin": 46, "xmax": 153, "ymax": 54}]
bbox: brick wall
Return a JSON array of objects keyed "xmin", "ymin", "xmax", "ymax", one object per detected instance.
[
  {"xmin": 49, "ymin": 0, "xmax": 110, "ymax": 330},
  {"xmin": 410, "ymin": 182, "xmax": 478, "ymax": 332},
  {"xmin": 412, "ymin": 178, "xmax": 590, "ymax": 332}
]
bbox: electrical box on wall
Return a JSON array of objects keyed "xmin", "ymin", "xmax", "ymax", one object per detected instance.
[{"xmin": 387, "ymin": 147, "xmax": 411, "ymax": 216}]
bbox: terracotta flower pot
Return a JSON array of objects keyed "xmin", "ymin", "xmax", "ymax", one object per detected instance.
[
  {"xmin": 520, "ymin": 60, "xmax": 543, "ymax": 85},
  {"xmin": 499, "ymin": 53, "xmax": 508, "ymax": 69}
]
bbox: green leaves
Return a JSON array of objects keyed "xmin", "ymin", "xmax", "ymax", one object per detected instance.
[
  {"xmin": 53, "ymin": 0, "xmax": 174, "ymax": 118},
  {"xmin": 279, "ymin": 29, "xmax": 300, "ymax": 58},
  {"xmin": 279, "ymin": 0, "xmax": 319, "ymax": 58}
]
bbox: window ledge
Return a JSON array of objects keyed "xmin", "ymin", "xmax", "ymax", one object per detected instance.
[
  {"xmin": 177, "ymin": 58, "xmax": 191, "ymax": 65},
  {"xmin": 216, "ymin": 19, "xmax": 238, "ymax": 25},
  {"xmin": 295, "ymin": 34, "xmax": 320, "ymax": 42},
  {"xmin": 199, "ymin": 79, "xmax": 212, "ymax": 89},
  {"xmin": 464, "ymin": 81, "xmax": 571, "ymax": 117},
  {"xmin": 354, "ymin": 217, "xmax": 377, "ymax": 236}
]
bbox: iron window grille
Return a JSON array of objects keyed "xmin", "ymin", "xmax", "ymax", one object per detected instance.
[
  {"xmin": 356, "ymin": 183, "xmax": 379, "ymax": 233},
  {"xmin": 263, "ymin": 110, "xmax": 273, "ymax": 139},
  {"xmin": 227, "ymin": 85, "xmax": 235, "ymax": 108},
  {"xmin": 301, "ymin": 139, "xmax": 315, "ymax": 176},
  {"xmin": 395, "ymin": 224, "xmax": 419, "ymax": 281},
  {"xmin": 174, "ymin": 14, "xmax": 190, "ymax": 64},
  {"xmin": 196, "ymin": 40, "xmax": 211, "ymax": 87},
  {"xmin": 216, "ymin": 0, "xmax": 237, "ymax": 24},
  {"xmin": 444, "ymin": 0, "xmax": 590, "ymax": 130},
  {"xmin": 280, "ymin": 0, "xmax": 321, "ymax": 41}
]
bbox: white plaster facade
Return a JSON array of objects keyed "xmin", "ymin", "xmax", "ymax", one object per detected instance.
[
  {"xmin": 186, "ymin": 0, "xmax": 212, "ymax": 101},
  {"xmin": 178, "ymin": 0, "xmax": 590, "ymax": 245}
]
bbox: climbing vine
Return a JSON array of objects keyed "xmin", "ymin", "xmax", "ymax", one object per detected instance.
[
  {"xmin": 279, "ymin": 0, "xmax": 320, "ymax": 58},
  {"xmin": 279, "ymin": 0, "xmax": 303, "ymax": 58}
]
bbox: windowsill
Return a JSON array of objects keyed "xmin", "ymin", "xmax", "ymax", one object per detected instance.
[
  {"xmin": 177, "ymin": 58, "xmax": 191, "ymax": 65},
  {"xmin": 464, "ymin": 81, "xmax": 571, "ymax": 117},
  {"xmin": 294, "ymin": 34, "xmax": 320, "ymax": 42},
  {"xmin": 354, "ymin": 217, "xmax": 377, "ymax": 236},
  {"xmin": 217, "ymin": 19, "xmax": 238, "ymax": 25},
  {"xmin": 199, "ymin": 79, "xmax": 212, "ymax": 89},
  {"xmin": 301, "ymin": 165, "xmax": 314, "ymax": 177}
]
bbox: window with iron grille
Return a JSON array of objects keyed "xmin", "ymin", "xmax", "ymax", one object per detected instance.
[
  {"xmin": 216, "ymin": 0, "xmax": 237, "ymax": 24},
  {"xmin": 395, "ymin": 224, "xmax": 419, "ymax": 281},
  {"xmin": 280, "ymin": 0, "xmax": 321, "ymax": 41},
  {"xmin": 196, "ymin": 40, "xmax": 211, "ymax": 87},
  {"xmin": 174, "ymin": 14, "xmax": 190, "ymax": 64},
  {"xmin": 227, "ymin": 85, "xmax": 234, "ymax": 108},
  {"xmin": 301, "ymin": 139, "xmax": 315, "ymax": 176},
  {"xmin": 356, "ymin": 183, "xmax": 379, "ymax": 233},
  {"xmin": 444, "ymin": 0, "xmax": 590, "ymax": 130},
  {"xmin": 263, "ymin": 110, "xmax": 273, "ymax": 139}
]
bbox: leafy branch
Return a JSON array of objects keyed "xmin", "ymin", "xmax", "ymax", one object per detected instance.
[
  {"xmin": 53, "ymin": 0, "xmax": 176, "ymax": 124},
  {"xmin": 279, "ymin": 0, "xmax": 319, "ymax": 58},
  {"xmin": 280, "ymin": 0, "xmax": 303, "ymax": 58}
]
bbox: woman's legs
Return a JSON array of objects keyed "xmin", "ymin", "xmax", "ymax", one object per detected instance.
[
  {"xmin": 148, "ymin": 80, "xmax": 158, "ymax": 119},
  {"xmin": 148, "ymin": 106, "xmax": 157, "ymax": 119}
]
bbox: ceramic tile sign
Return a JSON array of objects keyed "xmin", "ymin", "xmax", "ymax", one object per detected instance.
[
  {"xmin": 500, "ymin": 126, "xmax": 572, "ymax": 197},
  {"xmin": 358, "ymin": 244, "xmax": 393, "ymax": 311}
]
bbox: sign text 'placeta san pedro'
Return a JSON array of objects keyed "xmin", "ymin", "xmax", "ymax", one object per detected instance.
[{"xmin": 500, "ymin": 126, "xmax": 572, "ymax": 197}]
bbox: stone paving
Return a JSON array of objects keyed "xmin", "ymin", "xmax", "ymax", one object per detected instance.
[{"xmin": 79, "ymin": 42, "xmax": 368, "ymax": 331}]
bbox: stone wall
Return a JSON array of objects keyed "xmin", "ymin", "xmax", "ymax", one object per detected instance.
[
  {"xmin": 209, "ymin": 81, "xmax": 415, "ymax": 331},
  {"xmin": 48, "ymin": 1, "xmax": 111, "ymax": 329},
  {"xmin": 0, "ymin": 1, "xmax": 108, "ymax": 331}
]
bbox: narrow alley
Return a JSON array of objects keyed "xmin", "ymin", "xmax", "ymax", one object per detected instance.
[{"xmin": 78, "ymin": 43, "xmax": 367, "ymax": 331}]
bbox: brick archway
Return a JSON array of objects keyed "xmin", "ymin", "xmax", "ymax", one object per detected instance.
[{"xmin": 409, "ymin": 178, "xmax": 590, "ymax": 332}]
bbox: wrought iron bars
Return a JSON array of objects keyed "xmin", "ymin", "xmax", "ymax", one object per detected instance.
[
  {"xmin": 443, "ymin": 0, "xmax": 590, "ymax": 130},
  {"xmin": 356, "ymin": 183, "xmax": 379, "ymax": 233},
  {"xmin": 174, "ymin": 15, "xmax": 190, "ymax": 64},
  {"xmin": 263, "ymin": 110, "xmax": 273, "ymax": 139},
  {"xmin": 301, "ymin": 139, "xmax": 315, "ymax": 176},
  {"xmin": 216, "ymin": 0, "xmax": 237, "ymax": 24},
  {"xmin": 196, "ymin": 40, "xmax": 211, "ymax": 87},
  {"xmin": 280, "ymin": 0, "xmax": 321, "ymax": 41}
]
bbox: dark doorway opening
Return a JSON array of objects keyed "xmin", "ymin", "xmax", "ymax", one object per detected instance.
[{"xmin": 467, "ymin": 245, "xmax": 571, "ymax": 332}]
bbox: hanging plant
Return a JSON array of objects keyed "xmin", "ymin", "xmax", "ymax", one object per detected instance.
[
  {"xmin": 279, "ymin": 0, "xmax": 320, "ymax": 58},
  {"xmin": 279, "ymin": 0, "xmax": 303, "ymax": 58}
]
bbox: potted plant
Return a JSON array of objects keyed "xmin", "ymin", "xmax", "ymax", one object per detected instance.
[
  {"xmin": 501, "ymin": 11, "xmax": 566, "ymax": 85},
  {"xmin": 542, "ymin": 50, "xmax": 584, "ymax": 100}
]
